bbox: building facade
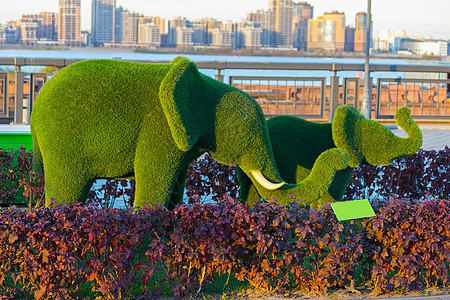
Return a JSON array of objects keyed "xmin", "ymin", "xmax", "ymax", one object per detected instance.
[
  {"xmin": 58, "ymin": 0, "xmax": 81, "ymax": 46},
  {"xmin": 0, "ymin": 25, "xmax": 5, "ymax": 45},
  {"xmin": 22, "ymin": 12, "xmax": 58, "ymax": 41},
  {"xmin": 354, "ymin": 12, "xmax": 367, "ymax": 52},
  {"xmin": 210, "ymin": 28, "xmax": 232, "ymax": 47},
  {"xmin": 121, "ymin": 10, "xmax": 140, "ymax": 44},
  {"xmin": 269, "ymin": 0, "xmax": 294, "ymax": 48},
  {"xmin": 344, "ymin": 26, "xmax": 355, "ymax": 52},
  {"xmin": 17, "ymin": 17, "xmax": 39, "ymax": 46},
  {"xmin": 238, "ymin": 22, "xmax": 263, "ymax": 49},
  {"xmin": 91, "ymin": 0, "xmax": 116, "ymax": 46},
  {"xmin": 138, "ymin": 22, "xmax": 161, "ymax": 47},
  {"xmin": 246, "ymin": 9, "xmax": 273, "ymax": 47},
  {"xmin": 167, "ymin": 17, "xmax": 192, "ymax": 47},
  {"xmin": 307, "ymin": 11, "xmax": 346, "ymax": 51},
  {"xmin": 292, "ymin": 2, "xmax": 313, "ymax": 50}
]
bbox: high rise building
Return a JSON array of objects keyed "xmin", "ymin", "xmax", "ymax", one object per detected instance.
[
  {"xmin": 269, "ymin": 0, "xmax": 294, "ymax": 48},
  {"xmin": 167, "ymin": 17, "xmax": 192, "ymax": 47},
  {"xmin": 221, "ymin": 21, "xmax": 239, "ymax": 49},
  {"xmin": 4, "ymin": 22, "xmax": 20, "ymax": 44},
  {"xmin": 58, "ymin": 0, "xmax": 81, "ymax": 47},
  {"xmin": 238, "ymin": 22, "xmax": 263, "ymax": 49},
  {"xmin": 292, "ymin": 2, "xmax": 313, "ymax": 50},
  {"xmin": 22, "ymin": 12, "xmax": 58, "ymax": 41},
  {"xmin": 114, "ymin": 6, "xmax": 124, "ymax": 43},
  {"xmin": 210, "ymin": 28, "xmax": 232, "ymax": 47},
  {"xmin": 354, "ymin": 12, "xmax": 367, "ymax": 52},
  {"xmin": 18, "ymin": 13, "xmax": 58, "ymax": 45},
  {"xmin": 91, "ymin": 0, "xmax": 116, "ymax": 46},
  {"xmin": 139, "ymin": 16, "xmax": 166, "ymax": 35},
  {"xmin": 345, "ymin": 26, "xmax": 355, "ymax": 51},
  {"xmin": 246, "ymin": 9, "xmax": 273, "ymax": 47},
  {"xmin": 138, "ymin": 22, "xmax": 161, "ymax": 47},
  {"xmin": 192, "ymin": 23, "xmax": 208, "ymax": 45},
  {"xmin": 307, "ymin": 11, "xmax": 346, "ymax": 51},
  {"xmin": 191, "ymin": 18, "xmax": 222, "ymax": 45},
  {"xmin": 121, "ymin": 10, "xmax": 140, "ymax": 44},
  {"xmin": 17, "ymin": 17, "xmax": 39, "ymax": 46},
  {"xmin": 0, "ymin": 25, "xmax": 5, "ymax": 45}
]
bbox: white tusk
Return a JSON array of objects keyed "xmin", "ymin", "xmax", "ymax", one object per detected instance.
[{"xmin": 251, "ymin": 170, "xmax": 285, "ymax": 190}]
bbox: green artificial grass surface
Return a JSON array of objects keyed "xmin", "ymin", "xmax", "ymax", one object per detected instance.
[{"xmin": 31, "ymin": 57, "xmax": 295, "ymax": 207}]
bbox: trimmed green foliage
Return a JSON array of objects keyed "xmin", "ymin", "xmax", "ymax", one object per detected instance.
[
  {"xmin": 333, "ymin": 106, "xmax": 423, "ymax": 167},
  {"xmin": 31, "ymin": 57, "xmax": 292, "ymax": 208},
  {"xmin": 239, "ymin": 105, "xmax": 422, "ymax": 205}
]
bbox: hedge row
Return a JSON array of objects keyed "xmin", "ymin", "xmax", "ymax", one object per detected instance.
[
  {"xmin": 1, "ymin": 146, "xmax": 449, "ymax": 208},
  {"xmin": 1, "ymin": 198, "xmax": 449, "ymax": 298}
]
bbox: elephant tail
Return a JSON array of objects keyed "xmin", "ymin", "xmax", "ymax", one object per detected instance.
[{"xmin": 32, "ymin": 134, "xmax": 44, "ymax": 177}]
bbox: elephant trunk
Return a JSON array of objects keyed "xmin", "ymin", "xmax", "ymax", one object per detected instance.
[
  {"xmin": 392, "ymin": 106, "xmax": 423, "ymax": 157},
  {"xmin": 246, "ymin": 148, "xmax": 350, "ymax": 205}
]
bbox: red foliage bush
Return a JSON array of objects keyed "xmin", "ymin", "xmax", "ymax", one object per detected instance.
[
  {"xmin": 0, "ymin": 198, "xmax": 448, "ymax": 298},
  {"xmin": 344, "ymin": 147, "xmax": 449, "ymax": 201},
  {"xmin": 0, "ymin": 147, "xmax": 44, "ymax": 208}
]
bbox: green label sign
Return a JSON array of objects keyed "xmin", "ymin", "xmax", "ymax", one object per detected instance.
[{"xmin": 331, "ymin": 199, "xmax": 375, "ymax": 221}]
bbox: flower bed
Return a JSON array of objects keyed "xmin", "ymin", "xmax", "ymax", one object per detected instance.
[{"xmin": 0, "ymin": 198, "xmax": 449, "ymax": 298}]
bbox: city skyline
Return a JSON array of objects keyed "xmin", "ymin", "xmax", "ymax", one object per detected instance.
[{"xmin": 1, "ymin": 0, "xmax": 449, "ymax": 40}]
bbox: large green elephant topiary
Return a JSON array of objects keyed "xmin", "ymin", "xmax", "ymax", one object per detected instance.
[
  {"xmin": 238, "ymin": 105, "xmax": 423, "ymax": 206},
  {"xmin": 31, "ymin": 57, "xmax": 351, "ymax": 208}
]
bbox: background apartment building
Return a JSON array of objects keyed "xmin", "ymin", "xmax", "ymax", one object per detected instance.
[
  {"xmin": 246, "ymin": 9, "xmax": 272, "ymax": 47},
  {"xmin": 307, "ymin": 11, "xmax": 346, "ymax": 51},
  {"xmin": 237, "ymin": 21, "xmax": 263, "ymax": 49},
  {"xmin": 138, "ymin": 21, "xmax": 161, "ymax": 47},
  {"xmin": 168, "ymin": 17, "xmax": 192, "ymax": 47},
  {"xmin": 0, "ymin": 25, "xmax": 5, "ymax": 45},
  {"xmin": 121, "ymin": 10, "xmax": 140, "ymax": 44},
  {"xmin": 354, "ymin": 12, "xmax": 368, "ymax": 52},
  {"xmin": 23, "ymin": 12, "xmax": 58, "ymax": 42},
  {"xmin": 292, "ymin": 2, "xmax": 313, "ymax": 50},
  {"xmin": 58, "ymin": 0, "xmax": 81, "ymax": 46},
  {"xmin": 16, "ymin": 17, "xmax": 39, "ymax": 46},
  {"xmin": 270, "ymin": 0, "xmax": 294, "ymax": 48},
  {"xmin": 210, "ymin": 28, "xmax": 232, "ymax": 47},
  {"xmin": 91, "ymin": 0, "xmax": 116, "ymax": 46}
]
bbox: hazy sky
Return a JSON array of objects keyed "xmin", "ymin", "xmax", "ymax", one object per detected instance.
[{"xmin": 1, "ymin": 0, "xmax": 449, "ymax": 39}]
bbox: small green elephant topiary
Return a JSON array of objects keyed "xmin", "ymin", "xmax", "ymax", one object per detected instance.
[
  {"xmin": 238, "ymin": 105, "xmax": 423, "ymax": 206},
  {"xmin": 31, "ymin": 57, "xmax": 351, "ymax": 208}
]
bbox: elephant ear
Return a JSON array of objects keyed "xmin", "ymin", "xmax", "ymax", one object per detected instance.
[{"xmin": 159, "ymin": 57, "xmax": 202, "ymax": 151}]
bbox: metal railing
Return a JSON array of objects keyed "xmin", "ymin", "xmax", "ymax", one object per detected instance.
[
  {"xmin": 376, "ymin": 78, "xmax": 450, "ymax": 119},
  {"xmin": 0, "ymin": 57, "xmax": 449, "ymax": 125},
  {"xmin": 230, "ymin": 76, "xmax": 327, "ymax": 119}
]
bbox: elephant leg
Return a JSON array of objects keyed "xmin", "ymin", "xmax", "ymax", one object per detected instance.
[
  {"xmin": 134, "ymin": 156, "xmax": 185, "ymax": 208},
  {"xmin": 167, "ymin": 166, "xmax": 188, "ymax": 210},
  {"xmin": 133, "ymin": 132, "xmax": 196, "ymax": 208},
  {"xmin": 43, "ymin": 161, "xmax": 94, "ymax": 206}
]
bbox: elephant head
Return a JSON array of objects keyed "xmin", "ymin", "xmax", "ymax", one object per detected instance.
[
  {"xmin": 159, "ymin": 57, "xmax": 350, "ymax": 205},
  {"xmin": 332, "ymin": 105, "xmax": 423, "ymax": 167}
]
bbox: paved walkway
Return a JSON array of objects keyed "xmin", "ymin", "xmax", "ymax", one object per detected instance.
[{"xmin": 391, "ymin": 125, "xmax": 450, "ymax": 151}]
